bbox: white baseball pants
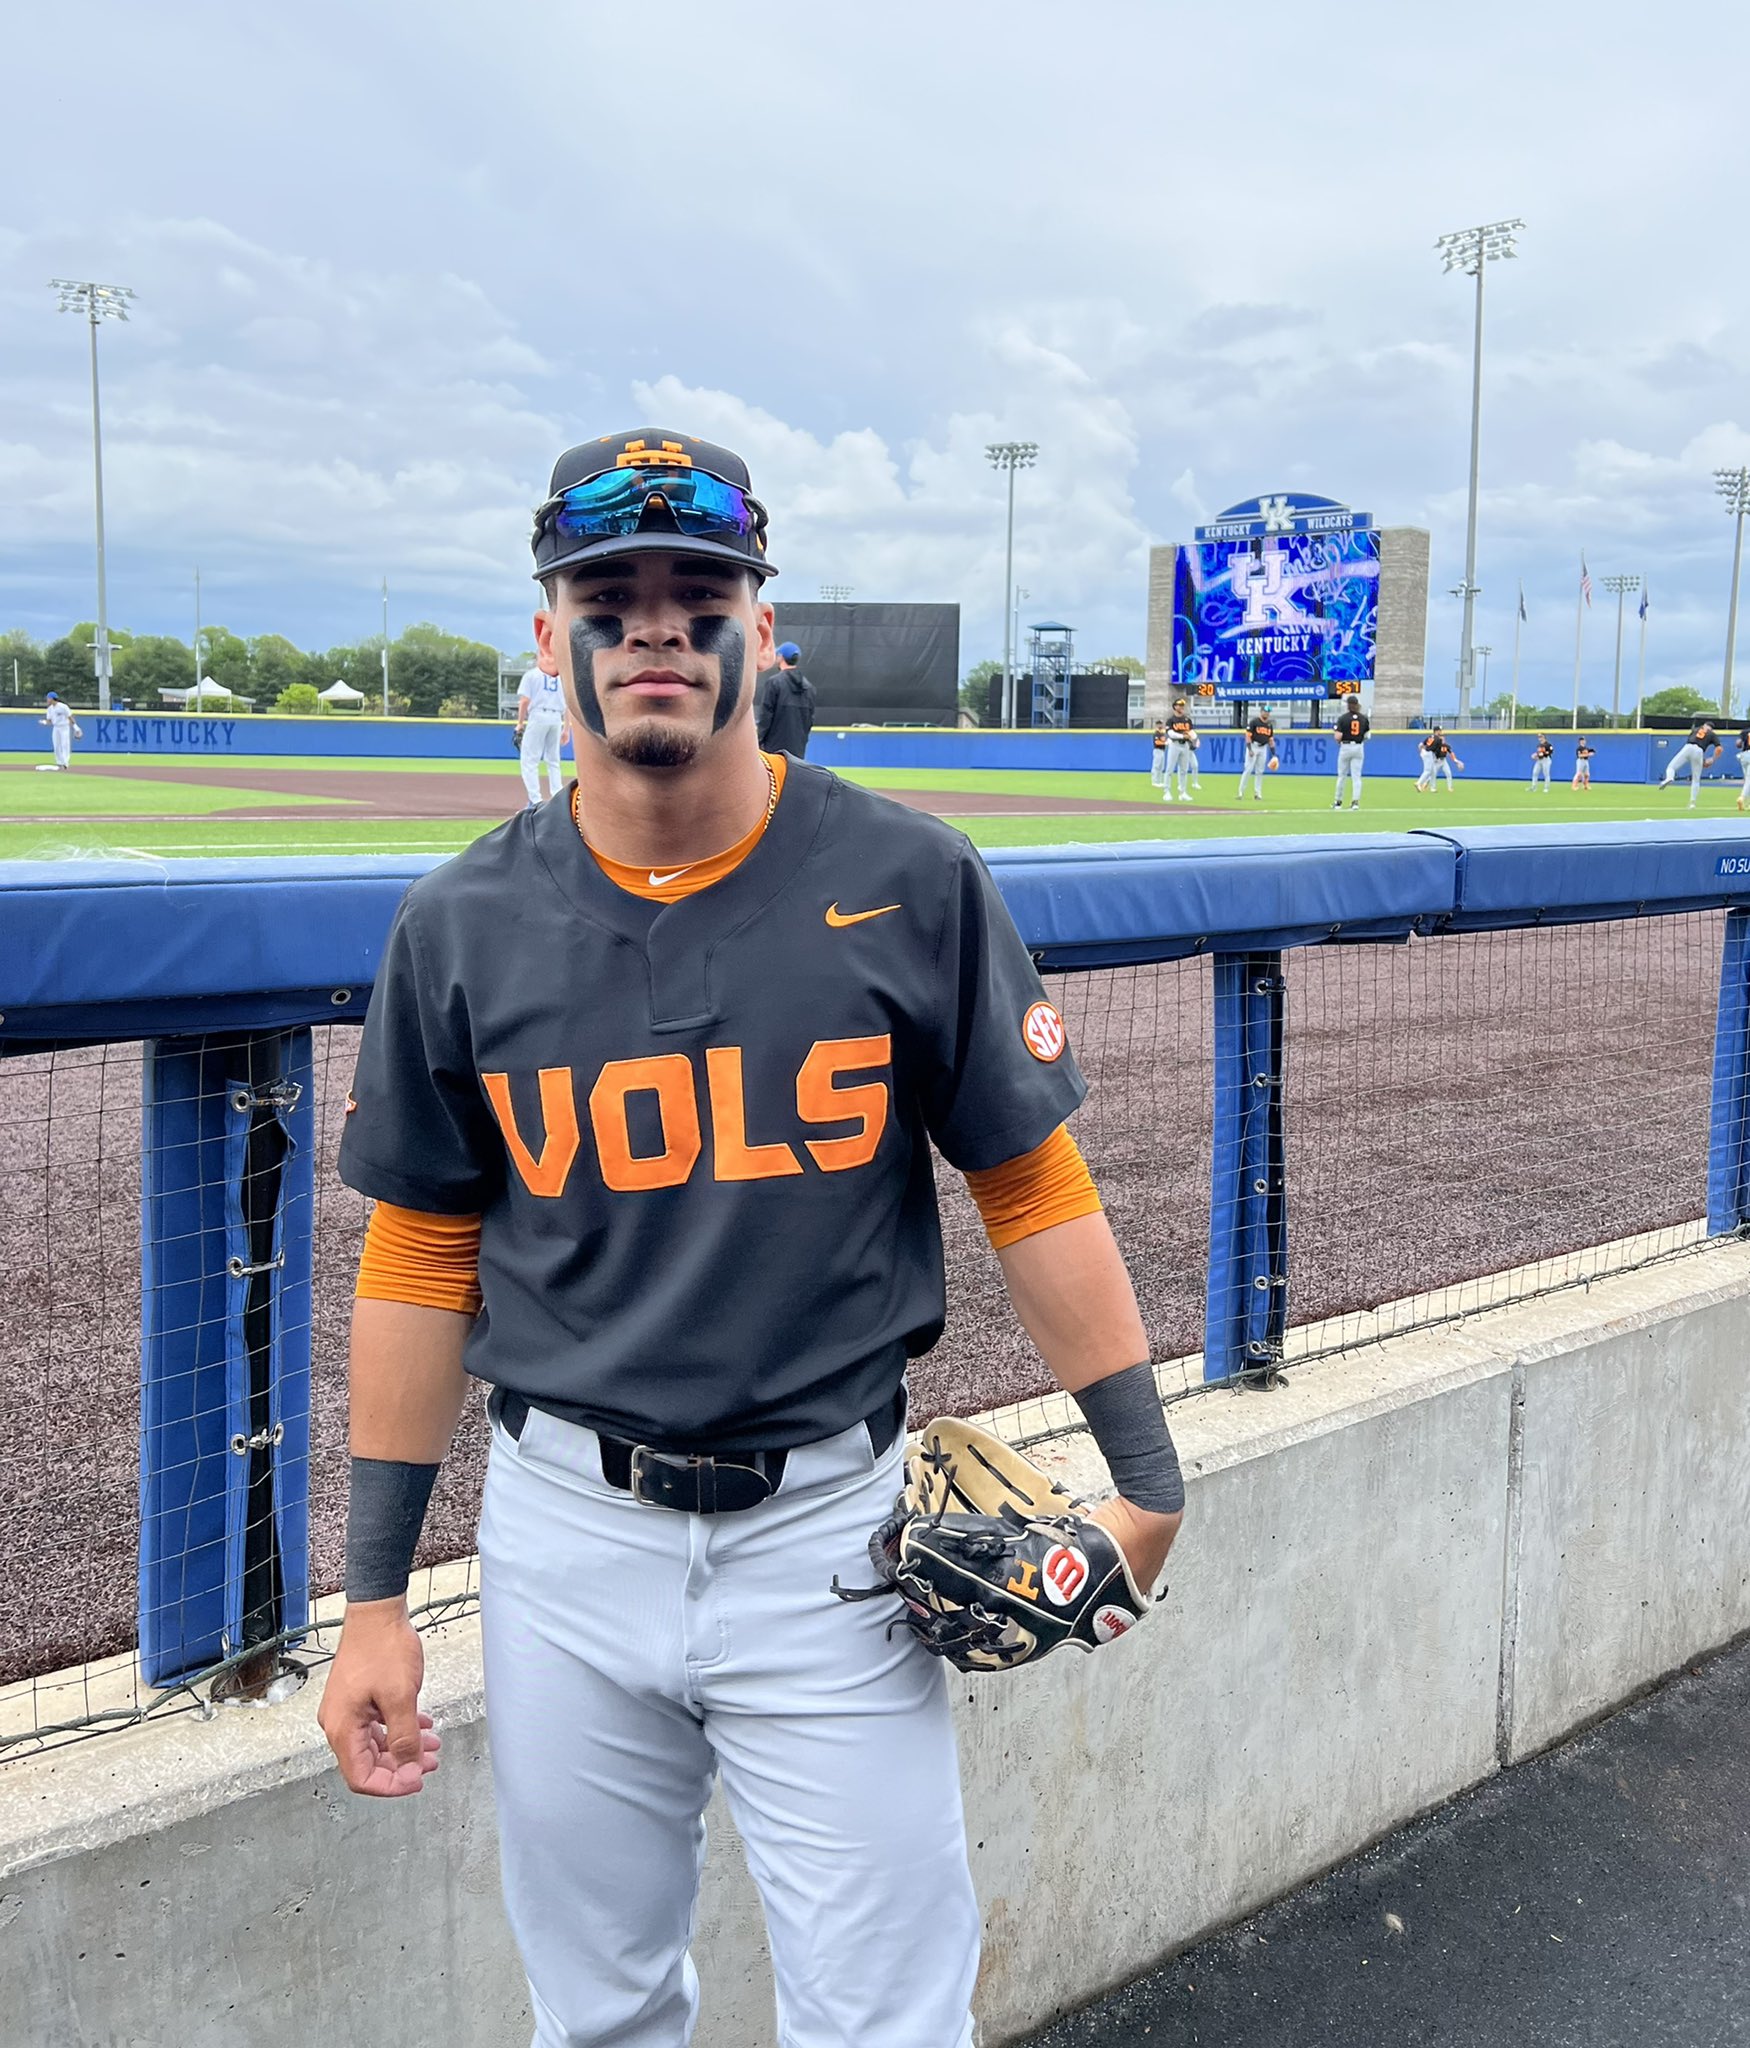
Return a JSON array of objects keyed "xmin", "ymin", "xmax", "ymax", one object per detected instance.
[
  {"xmin": 478, "ymin": 1403, "xmax": 980, "ymax": 2048},
  {"xmin": 520, "ymin": 715, "xmax": 566, "ymax": 804},
  {"xmin": 1237, "ymin": 742, "xmax": 1272, "ymax": 797},
  {"xmin": 51, "ymin": 726, "xmax": 72, "ymax": 768},
  {"xmin": 1531, "ymin": 759, "xmax": 1551, "ymax": 788},
  {"xmin": 1164, "ymin": 740, "xmax": 1194, "ymax": 798},
  {"xmin": 1427, "ymin": 757, "xmax": 1455, "ymax": 791},
  {"xmin": 1663, "ymin": 743, "xmax": 1705, "ymax": 800},
  {"xmin": 1150, "ymin": 749, "xmax": 1166, "ymax": 787},
  {"xmin": 1333, "ymin": 741, "xmax": 1364, "ymax": 804},
  {"xmin": 1741, "ymin": 757, "xmax": 1750, "ymax": 799}
]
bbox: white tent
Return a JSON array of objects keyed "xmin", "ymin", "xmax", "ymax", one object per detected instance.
[
  {"xmin": 159, "ymin": 676, "xmax": 255, "ymax": 709},
  {"xmin": 317, "ymin": 679, "xmax": 366, "ymax": 713}
]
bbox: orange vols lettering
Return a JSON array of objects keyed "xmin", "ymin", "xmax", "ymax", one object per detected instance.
[
  {"xmin": 482, "ymin": 1068, "xmax": 582, "ymax": 1199},
  {"xmin": 588, "ymin": 1055, "xmax": 702, "ymax": 1192},
  {"xmin": 705, "ymin": 1047, "xmax": 803, "ymax": 1181},
  {"xmin": 796, "ymin": 1035, "xmax": 891, "ymax": 1172}
]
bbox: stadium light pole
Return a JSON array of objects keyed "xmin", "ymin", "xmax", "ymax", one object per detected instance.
[
  {"xmin": 819, "ymin": 583, "xmax": 853, "ymax": 603},
  {"xmin": 1474, "ymin": 644, "xmax": 1492, "ymax": 712},
  {"xmin": 1435, "ymin": 220, "xmax": 1523, "ymax": 728},
  {"xmin": 1601, "ymin": 575, "xmax": 1639, "ymax": 726},
  {"xmin": 986, "ymin": 441, "xmax": 1038, "ymax": 727},
  {"xmin": 1718, "ymin": 468, "xmax": 1750, "ymax": 722},
  {"xmin": 51, "ymin": 278, "xmax": 135, "ymax": 713},
  {"xmin": 381, "ymin": 576, "xmax": 391, "ymax": 717}
]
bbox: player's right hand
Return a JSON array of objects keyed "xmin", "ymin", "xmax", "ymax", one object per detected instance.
[{"xmin": 318, "ymin": 1598, "xmax": 441, "ymax": 1798}]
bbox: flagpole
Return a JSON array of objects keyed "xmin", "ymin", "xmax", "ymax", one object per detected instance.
[
  {"xmin": 1510, "ymin": 581, "xmax": 1523, "ymax": 728},
  {"xmin": 1571, "ymin": 557, "xmax": 1585, "ymax": 731},
  {"xmin": 1635, "ymin": 588, "xmax": 1648, "ymax": 726}
]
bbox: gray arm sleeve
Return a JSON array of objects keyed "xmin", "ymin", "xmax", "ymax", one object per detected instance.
[{"xmin": 1072, "ymin": 1362, "xmax": 1186, "ymax": 1515}]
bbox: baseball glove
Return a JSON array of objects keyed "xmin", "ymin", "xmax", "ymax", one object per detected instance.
[
  {"xmin": 1267, "ymin": 756, "xmax": 1280, "ymax": 772},
  {"xmin": 509, "ymin": 728, "xmax": 524, "ymax": 755},
  {"xmin": 831, "ymin": 1418, "xmax": 1149, "ymax": 1672}
]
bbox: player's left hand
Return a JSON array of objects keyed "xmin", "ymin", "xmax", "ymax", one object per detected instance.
[{"xmin": 1090, "ymin": 1496, "xmax": 1182, "ymax": 1593}]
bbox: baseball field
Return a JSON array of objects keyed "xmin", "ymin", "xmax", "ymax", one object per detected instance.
[{"xmin": 1, "ymin": 748, "xmax": 1743, "ymax": 858}]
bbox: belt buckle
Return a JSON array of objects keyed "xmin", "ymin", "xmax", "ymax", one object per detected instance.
[{"xmin": 628, "ymin": 1444, "xmax": 703, "ymax": 1509}]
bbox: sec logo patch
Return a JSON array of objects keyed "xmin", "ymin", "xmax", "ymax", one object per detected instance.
[
  {"xmin": 1022, "ymin": 1001, "xmax": 1066, "ymax": 1062},
  {"xmin": 1092, "ymin": 1605, "xmax": 1134, "ymax": 1644}
]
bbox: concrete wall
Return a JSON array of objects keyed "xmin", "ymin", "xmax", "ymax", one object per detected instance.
[
  {"xmin": 4, "ymin": 1248, "xmax": 1748, "ymax": 2045},
  {"xmin": 1143, "ymin": 542, "xmax": 1181, "ymax": 725},
  {"xmin": 1374, "ymin": 526, "xmax": 1431, "ymax": 727}
]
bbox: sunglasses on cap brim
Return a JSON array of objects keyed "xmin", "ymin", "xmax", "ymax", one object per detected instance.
[{"xmin": 540, "ymin": 467, "xmax": 764, "ymax": 543}]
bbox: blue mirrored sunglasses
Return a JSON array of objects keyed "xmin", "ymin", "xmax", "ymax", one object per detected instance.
[{"xmin": 544, "ymin": 467, "xmax": 759, "ymax": 541}]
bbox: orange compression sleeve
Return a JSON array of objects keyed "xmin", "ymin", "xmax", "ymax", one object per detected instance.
[
  {"xmin": 355, "ymin": 1201, "xmax": 484, "ymax": 1316},
  {"xmin": 962, "ymin": 1124, "xmax": 1103, "ymax": 1252}
]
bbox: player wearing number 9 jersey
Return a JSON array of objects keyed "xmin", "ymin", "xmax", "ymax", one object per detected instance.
[{"xmin": 319, "ymin": 427, "xmax": 1183, "ymax": 2048}]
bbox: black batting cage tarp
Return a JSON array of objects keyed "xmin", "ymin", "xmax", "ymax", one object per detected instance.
[{"xmin": 769, "ymin": 602, "xmax": 959, "ymax": 726}]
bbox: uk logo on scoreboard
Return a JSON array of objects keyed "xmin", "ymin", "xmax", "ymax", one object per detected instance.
[{"xmin": 1176, "ymin": 494, "xmax": 1381, "ymax": 701}]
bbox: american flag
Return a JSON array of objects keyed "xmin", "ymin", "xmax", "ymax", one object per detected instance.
[
  {"xmin": 1580, "ymin": 557, "xmax": 1593, "ymax": 607},
  {"xmin": 1518, "ymin": 582, "xmax": 1527, "ymax": 623},
  {"xmin": 1640, "ymin": 585, "xmax": 1650, "ymax": 620}
]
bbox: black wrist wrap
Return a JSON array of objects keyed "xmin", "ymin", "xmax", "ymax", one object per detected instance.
[
  {"xmin": 345, "ymin": 1458, "xmax": 440, "ymax": 1603},
  {"xmin": 1072, "ymin": 1362, "xmax": 1185, "ymax": 1515}
]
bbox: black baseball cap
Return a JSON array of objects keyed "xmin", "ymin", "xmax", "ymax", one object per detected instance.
[{"xmin": 532, "ymin": 429, "xmax": 778, "ymax": 584}]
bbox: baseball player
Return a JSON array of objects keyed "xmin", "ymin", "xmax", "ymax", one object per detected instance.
[
  {"xmin": 1149, "ymin": 718, "xmax": 1167, "ymax": 788},
  {"xmin": 1164, "ymin": 697, "xmax": 1197, "ymax": 802},
  {"xmin": 39, "ymin": 691, "xmax": 82, "ymax": 770},
  {"xmin": 1418, "ymin": 725, "xmax": 1463, "ymax": 793},
  {"xmin": 513, "ymin": 664, "xmax": 569, "ymax": 806},
  {"xmin": 1331, "ymin": 695, "xmax": 1369, "ymax": 809},
  {"xmin": 1736, "ymin": 726, "xmax": 1750, "ymax": 812},
  {"xmin": 1661, "ymin": 717, "xmax": 1721, "ymax": 808},
  {"xmin": 1236, "ymin": 712, "xmax": 1277, "ymax": 800},
  {"xmin": 1530, "ymin": 734, "xmax": 1554, "ymax": 790},
  {"xmin": 319, "ymin": 427, "xmax": 1185, "ymax": 2048},
  {"xmin": 1572, "ymin": 736, "xmax": 1596, "ymax": 790}
]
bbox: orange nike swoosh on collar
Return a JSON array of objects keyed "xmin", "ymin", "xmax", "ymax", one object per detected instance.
[{"xmin": 825, "ymin": 902, "xmax": 901, "ymax": 928}]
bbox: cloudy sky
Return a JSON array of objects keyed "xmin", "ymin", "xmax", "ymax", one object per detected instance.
[{"xmin": 4, "ymin": 1, "xmax": 1747, "ymax": 709}]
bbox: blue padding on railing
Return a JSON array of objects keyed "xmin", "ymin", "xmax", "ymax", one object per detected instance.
[
  {"xmin": 1410, "ymin": 823, "xmax": 1750, "ymax": 929},
  {"xmin": 983, "ymin": 834, "xmax": 1456, "ymax": 969},
  {"xmin": 0, "ymin": 858, "xmax": 444, "ymax": 1045}
]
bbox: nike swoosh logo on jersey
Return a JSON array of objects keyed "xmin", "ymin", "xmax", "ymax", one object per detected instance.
[
  {"xmin": 648, "ymin": 868, "xmax": 694, "ymax": 887},
  {"xmin": 825, "ymin": 902, "xmax": 900, "ymax": 928}
]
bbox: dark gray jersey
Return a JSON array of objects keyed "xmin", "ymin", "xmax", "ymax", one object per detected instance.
[{"xmin": 338, "ymin": 761, "xmax": 1086, "ymax": 1451}]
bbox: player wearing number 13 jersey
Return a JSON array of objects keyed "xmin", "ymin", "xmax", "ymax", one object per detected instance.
[{"xmin": 319, "ymin": 427, "xmax": 1182, "ymax": 2048}]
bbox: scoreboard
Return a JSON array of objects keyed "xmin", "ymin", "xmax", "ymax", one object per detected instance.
[{"xmin": 1174, "ymin": 494, "xmax": 1380, "ymax": 703}]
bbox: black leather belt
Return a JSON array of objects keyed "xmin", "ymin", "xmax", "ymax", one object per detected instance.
[{"xmin": 494, "ymin": 1387, "xmax": 902, "ymax": 1516}]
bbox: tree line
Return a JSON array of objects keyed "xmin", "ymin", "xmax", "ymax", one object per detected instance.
[{"xmin": 0, "ymin": 622, "xmax": 529, "ymax": 720}]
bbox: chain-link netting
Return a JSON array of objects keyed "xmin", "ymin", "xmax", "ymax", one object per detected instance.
[{"xmin": 0, "ymin": 911, "xmax": 1728, "ymax": 1754}]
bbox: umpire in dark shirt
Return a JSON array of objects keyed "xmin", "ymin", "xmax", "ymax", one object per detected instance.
[{"xmin": 755, "ymin": 640, "xmax": 818, "ymax": 757}]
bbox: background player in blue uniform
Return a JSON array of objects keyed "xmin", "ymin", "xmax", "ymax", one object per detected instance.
[{"xmin": 319, "ymin": 429, "xmax": 1185, "ymax": 2048}]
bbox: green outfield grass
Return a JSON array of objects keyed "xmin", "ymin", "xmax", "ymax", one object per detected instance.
[
  {"xmin": 0, "ymin": 760, "xmax": 1745, "ymax": 863},
  {"xmin": 0, "ymin": 767, "xmax": 348, "ymax": 819}
]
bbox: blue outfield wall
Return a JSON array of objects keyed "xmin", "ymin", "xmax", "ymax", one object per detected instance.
[{"xmin": 0, "ymin": 707, "xmax": 1732, "ymax": 785}]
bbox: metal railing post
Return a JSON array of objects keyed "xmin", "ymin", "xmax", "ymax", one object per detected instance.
[
  {"xmin": 1707, "ymin": 908, "xmax": 1750, "ymax": 1235},
  {"xmin": 139, "ymin": 1029, "xmax": 314, "ymax": 1687},
  {"xmin": 1204, "ymin": 951, "xmax": 1289, "ymax": 1382}
]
